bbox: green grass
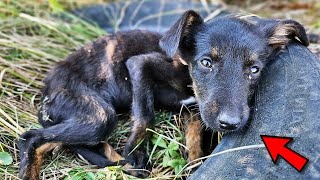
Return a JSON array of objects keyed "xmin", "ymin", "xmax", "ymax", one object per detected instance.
[{"xmin": 0, "ymin": 1, "xmax": 204, "ymax": 179}]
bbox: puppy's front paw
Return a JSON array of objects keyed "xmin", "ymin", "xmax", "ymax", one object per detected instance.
[
  {"xmin": 18, "ymin": 138, "xmax": 30, "ymax": 179},
  {"xmin": 124, "ymin": 165, "xmax": 150, "ymax": 178},
  {"xmin": 123, "ymin": 149, "xmax": 149, "ymax": 178},
  {"xmin": 124, "ymin": 149, "xmax": 147, "ymax": 168},
  {"xmin": 19, "ymin": 153, "xmax": 34, "ymax": 180}
]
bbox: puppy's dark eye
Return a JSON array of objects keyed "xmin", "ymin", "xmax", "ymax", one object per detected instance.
[
  {"xmin": 250, "ymin": 66, "xmax": 260, "ymax": 74},
  {"xmin": 200, "ymin": 58, "xmax": 212, "ymax": 69}
]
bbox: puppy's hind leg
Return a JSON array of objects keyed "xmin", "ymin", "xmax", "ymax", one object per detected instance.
[
  {"xmin": 18, "ymin": 104, "xmax": 118, "ymax": 180},
  {"xmin": 18, "ymin": 130, "xmax": 61, "ymax": 180}
]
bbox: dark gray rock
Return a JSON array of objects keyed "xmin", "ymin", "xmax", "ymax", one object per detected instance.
[{"xmin": 73, "ymin": 0, "xmax": 227, "ymax": 33}]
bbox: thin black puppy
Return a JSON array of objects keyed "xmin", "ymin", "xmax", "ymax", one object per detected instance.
[
  {"xmin": 18, "ymin": 10, "xmax": 309, "ymax": 179},
  {"xmin": 19, "ymin": 30, "xmax": 194, "ymax": 179}
]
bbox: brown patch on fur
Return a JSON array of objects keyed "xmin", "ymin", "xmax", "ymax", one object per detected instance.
[
  {"xmin": 105, "ymin": 136, "xmax": 149, "ymax": 177},
  {"xmin": 81, "ymin": 95, "xmax": 107, "ymax": 123},
  {"xmin": 172, "ymin": 54, "xmax": 188, "ymax": 66},
  {"xmin": 187, "ymin": 15, "xmax": 195, "ymax": 26},
  {"xmin": 250, "ymin": 53, "xmax": 258, "ymax": 62},
  {"xmin": 130, "ymin": 119, "xmax": 149, "ymax": 144},
  {"xmin": 98, "ymin": 59, "xmax": 111, "ymax": 80},
  {"xmin": 29, "ymin": 143, "xmax": 61, "ymax": 180},
  {"xmin": 132, "ymin": 118, "xmax": 149, "ymax": 132},
  {"xmin": 269, "ymin": 24, "xmax": 297, "ymax": 48},
  {"xmin": 211, "ymin": 47, "xmax": 218, "ymax": 58},
  {"xmin": 103, "ymin": 143, "xmax": 124, "ymax": 162},
  {"xmin": 184, "ymin": 111, "xmax": 203, "ymax": 162},
  {"xmin": 192, "ymin": 81, "xmax": 201, "ymax": 100},
  {"xmin": 103, "ymin": 143, "xmax": 145, "ymax": 177},
  {"xmin": 245, "ymin": 53, "xmax": 258, "ymax": 66},
  {"xmin": 106, "ymin": 39, "xmax": 118, "ymax": 61}
]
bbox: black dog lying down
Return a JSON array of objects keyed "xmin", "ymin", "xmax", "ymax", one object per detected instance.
[{"xmin": 18, "ymin": 10, "xmax": 308, "ymax": 179}]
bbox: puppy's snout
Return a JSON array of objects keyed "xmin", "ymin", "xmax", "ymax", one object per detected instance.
[{"xmin": 218, "ymin": 113, "xmax": 240, "ymax": 130}]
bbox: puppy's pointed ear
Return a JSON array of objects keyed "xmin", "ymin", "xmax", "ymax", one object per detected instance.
[
  {"xmin": 260, "ymin": 19, "xmax": 309, "ymax": 49},
  {"xmin": 160, "ymin": 10, "xmax": 203, "ymax": 59}
]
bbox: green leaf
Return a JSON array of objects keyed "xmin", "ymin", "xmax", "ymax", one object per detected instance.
[
  {"xmin": 179, "ymin": 158, "xmax": 187, "ymax": 166},
  {"xmin": 167, "ymin": 159, "xmax": 180, "ymax": 167},
  {"xmin": 175, "ymin": 164, "xmax": 183, "ymax": 175},
  {"xmin": 168, "ymin": 149, "xmax": 179, "ymax": 158},
  {"xmin": 151, "ymin": 135, "xmax": 167, "ymax": 148},
  {"xmin": 0, "ymin": 152, "xmax": 13, "ymax": 165},
  {"xmin": 149, "ymin": 135, "xmax": 168, "ymax": 163},
  {"xmin": 110, "ymin": 174, "xmax": 117, "ymax": 180},
  {"xmin": 162, "ymin": 155, "xmax": 170, "ymax": 167},
  {"xmin": 85, "ymin": 172, "xmax": 95, "ymax": 180},
  {"xmin": 174, "ymin": 159, "xmax": 187, "ymax": 175},
  {"xmin": 64, "ymin": 168, "xmax": 86, "ymax": 180},
  {"xmin": 95, "ymin": 172, "xmax": 106, "ymax": 179},
  {"xmin": 156, "ymin": 149, "xmax": 166, "ymax": 159},
  {"xmin": 48, "ymin": 0, "xmax": 64, "ymax": 13},
  {"xmin": 71, "ymin": 174, "xmax": 83, "ymax": 180},
  {"xmin": 168, "ymin": 141, "xmax": 179, "ymax": 150}
]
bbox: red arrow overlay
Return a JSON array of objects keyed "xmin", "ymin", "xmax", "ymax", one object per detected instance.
[{"xmin": 260, "ymin": 135, "xmax": 308, "ymax": 172}]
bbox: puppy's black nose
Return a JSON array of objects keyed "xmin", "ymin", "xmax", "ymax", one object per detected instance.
[
  {"xmin": 219, "ymin": 120, "xmax": 238, "ymax": 130},
  {"xmin": 218, "ymin": 113, "xmax": 240, "ymax": 130}
]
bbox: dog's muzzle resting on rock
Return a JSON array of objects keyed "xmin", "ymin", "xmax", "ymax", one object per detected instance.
[
  {"xmin": 18, "ymin": 9, "xmax": 309, "ymax": 179},
  {"xmin": 160, "ymin": 11, "xmax": 309, "ymax": 131},
  {"xmin": 190, "ymin": 41, "xmax": 320, "ymax": 179}
]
